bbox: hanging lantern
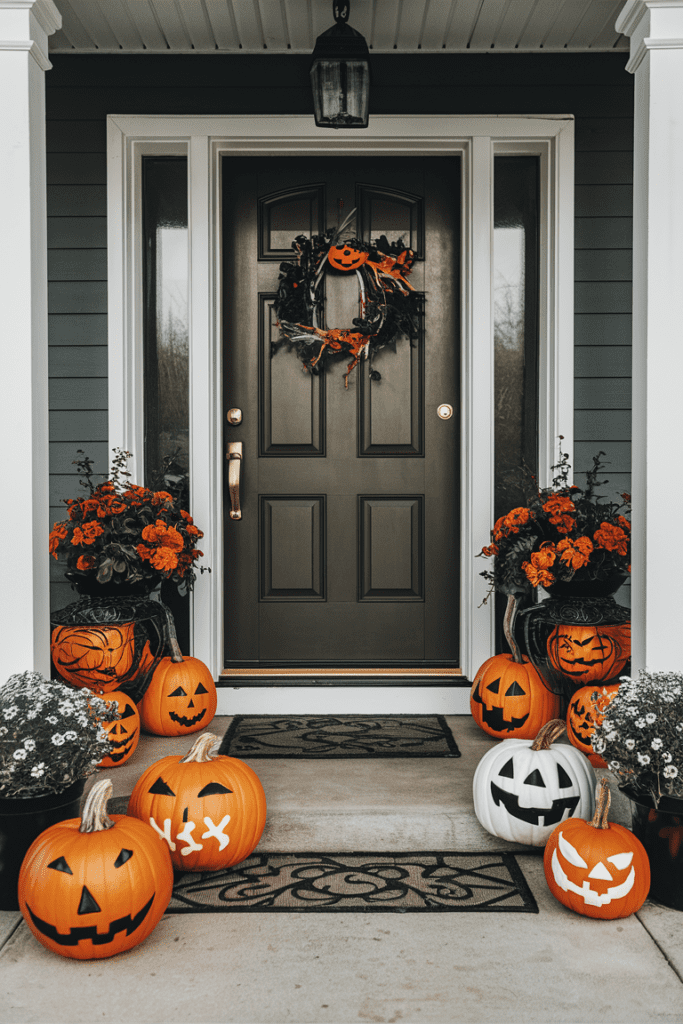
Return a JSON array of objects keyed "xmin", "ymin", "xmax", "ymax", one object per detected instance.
[{"xmin": 310, "ymin": 1, "xmax": 370, "ymax": 130}]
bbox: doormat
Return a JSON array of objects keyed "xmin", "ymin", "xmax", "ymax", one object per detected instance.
[
  {"xmin": 217, "ymin": 715, "xmax": 460, "ymax": 758},
  {"xmin": 166, "ymin": 852, "xmax": 537, "ymax": 913}
]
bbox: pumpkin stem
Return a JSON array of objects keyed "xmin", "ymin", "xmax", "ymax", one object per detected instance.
[
  {"xmin": 79, "ymin": 778, "xmax": 115, "ymax": 833},
  {"xmin": 590, "ymin": 777, "xmax": 612, "ymax": 829},
  {"xmin": 530, "ymin": 719, "xmax": 566, "ymax": 751},
  {"xmin": 180, "ymin": 733, "xmax": 219, "ymax": 764},
  {"xmin": 503, "ymin": 594, "xmax": 523, "ymax": 664},
  {"xmin": 160, "ymin": 601, "xmax": 184, "ymax": 663}
]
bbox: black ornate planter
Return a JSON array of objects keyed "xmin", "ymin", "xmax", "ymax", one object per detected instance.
[{"xmin": 624, "ymin": 788, "xmax": 683, "ymax": 911}]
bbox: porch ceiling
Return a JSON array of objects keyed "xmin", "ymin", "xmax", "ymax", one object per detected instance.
[{"xmin": 49, "ymin": 0, "xmax": 629, "ymax": 55}]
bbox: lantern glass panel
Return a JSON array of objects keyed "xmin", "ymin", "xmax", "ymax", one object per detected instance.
[{"xmin": 310, "ymin": 59, "xmax": 369, "ymax": 128}]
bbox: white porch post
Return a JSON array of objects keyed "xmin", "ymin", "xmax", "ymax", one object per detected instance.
[
  {"xmin": 617, "ymin": 0, "xmax": 683, "ymax": 672},
  {"xmin": 0, "ymin": 0, "xmax": 61, "ymax": 679}
]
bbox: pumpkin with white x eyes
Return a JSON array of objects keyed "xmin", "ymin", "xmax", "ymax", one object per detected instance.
[
  {"xmin": 128, "ymin": 733, "xmax": 266, "ymax": 872},
  {"xmin": 544, "ymin": 778, "xmax": 650, "ymax": 919},
  {"xmin": 473, "ymin": 720, "xmax": 596, "ymax": 846}
]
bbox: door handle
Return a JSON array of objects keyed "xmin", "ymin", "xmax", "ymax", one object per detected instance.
[{"xmin": 227, "ymin": 442, "xmax": 243, "ymax": 520}]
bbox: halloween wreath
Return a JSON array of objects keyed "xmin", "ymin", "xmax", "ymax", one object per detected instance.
[{"xmin": 274, "ymin": 208, "xmax": 422, "ymax": 388}]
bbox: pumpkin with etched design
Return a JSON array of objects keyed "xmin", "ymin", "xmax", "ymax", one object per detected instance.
[
  {"xmin": 51, "ymin": 623, "xmax": 136, "ymax": 691},
  {"xmin": 97, "ymin": 690, "xmax": 140, "ymax": 768},
  {"xmin": 547, "ymin": 623, "xmax": 631, "ymax": 684}
]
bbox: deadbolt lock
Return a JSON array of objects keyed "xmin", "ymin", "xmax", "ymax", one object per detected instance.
[
  {"xmin": 227, "ymin": 408, "xmax": 242, "ymax": 426},
  {"xmin": 437, "ymin": 404, "xmax": 453, "ymax": 420}
]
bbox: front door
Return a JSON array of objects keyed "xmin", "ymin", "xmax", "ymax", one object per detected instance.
[{"xmin": 222, "ymin": 157, "xmax": 460, "ymax": 671}]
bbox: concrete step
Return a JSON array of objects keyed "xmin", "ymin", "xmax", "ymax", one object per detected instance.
[{"xmin": 87, "ymin": 714, "xmax": 634, "ymax": 855}]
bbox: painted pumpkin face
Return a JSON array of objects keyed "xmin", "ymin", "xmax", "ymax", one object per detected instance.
[
  {"xmin": 566, "ymin": 683, "xmax": 620, "ymax": 767},
  {"xmin": 473, "ymin": 734, "xmax": 596, "ymax": 846},
  {"xmin": 547, "ymin": 623, "xmax": 630, "ymax": 684},
  {"xmin": 470, "ymin": 653, "xmax": 561, "ymax": 740},
  {"xmin": 18, "ymin": 792, "xmax": 173, "ymax": 960},
  {"xmin": 98, "ymin": 690, "xmax": 140, "ymax": 768},
  {"xmin": 544, "ymin": 818, "xmax": 650, "ymax": 919},
  {"xmin": 138, "ymin": 656, "xmax": 217, "ymax": 736},
  {"xmin": 51, "ymin": 623, "xmax": 136, "ymax": 691},
  {"xmin": 128, "ymin": 735, "xmax": 267, "ymax": 872},
  {"xmin": 327, "ymin": 244, "xmax": 368, "ymax": 271}
]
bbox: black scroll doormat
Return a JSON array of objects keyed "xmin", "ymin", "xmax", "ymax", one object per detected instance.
[
  {"xmin": 167, "ymin": 852, "xmax": 537, "ymax": 913},
  {"xmin": 218, "ymin": 714, "xmax": 460, "ymax": 759}
]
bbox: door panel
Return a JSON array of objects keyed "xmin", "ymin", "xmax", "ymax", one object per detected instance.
[{"xmin": 223, "ymin": 157, "xmax": 460, "ymax": 668}]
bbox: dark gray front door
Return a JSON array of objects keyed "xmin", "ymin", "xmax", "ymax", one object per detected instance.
[{"xmin": 222, "ymin": 157, "xmax": 460, "ymax": 669}]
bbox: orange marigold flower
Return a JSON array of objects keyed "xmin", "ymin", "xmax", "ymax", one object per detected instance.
[
  {"xmin": 533, "ymin": 543, "xmax": 556, "ymax": 569},
  {"xmin": 152, "ymin": 491, "xmax": 174, "ymax": 506},
  {"xmin": 81, "ymin": 521, "xmax": 104, "ymax": 545},
  {"xmin": 150, "ymin": 546, "xmax": 179, "ymax": 572},
  {"xmin": 186, "ymin": 524, "xmax": 201, "ymax": 537},
  {"xmin": 136, "ymin": 544, "xmax": 153, "ymax": 561},
  {"xmin": 503, "ymin": 507, "xmax": 533, "ymax": 534},
  {"xmin": 556, "ymin": 536, "xmax": 594, "ymax": 571},
  {"xmin": 76, "ymin": 555, "xmax": 95, "ymax": 571},
  {"xmin": 98, "ymin": 482, "xmax": 116, "ymax": 494},
  {"xmin": 593, "ymin": 522, "xmax": 628, "ymax": 557},
  {"xmin": 493, "ymin": 516, "xmax": 506, "ymax": 541},
  {"xmin": 191, "ymin": 549, "xmax": 204, "ymax": 560},
  {"xmin": 551, "ymin": 513, "xmax": 575, "ymax": 535},
  {"xmin": 543, "ymin": 495, "xmax": 575, "ymax": 515},
  {"xmin": 617, "ymin": 515, "xmax": 631, "ymax": 533},
  {"xmin": 68, "ymin": 504, "xmax": 82, "ymax": 521},
  {"xmin": 71, "ymin": 527, "xmax": 85, "ymax": 546},
  {"xmin": 522, "ymin": 561, "xmax": 555, "ymax": 588},
  {"xmin": 49, "ymin": 523, "xmax": 68, "ymax": 558},
  {"xmin": 481, "ymin": 543, "xmax": 499, "ymax": 558},
  {"xmin": 180, "ymin": 509, "xmax": 193, "ymax": 523}
]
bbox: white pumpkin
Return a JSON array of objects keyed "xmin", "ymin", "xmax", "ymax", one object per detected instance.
[{"xmin": 473, "ymin": 719, "xmax": 596, "ymax": 846}]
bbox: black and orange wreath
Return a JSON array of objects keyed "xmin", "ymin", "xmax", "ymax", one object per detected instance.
[{"xmin": 273, "ymin": 208, "xmax": 422, "ymax": 388}]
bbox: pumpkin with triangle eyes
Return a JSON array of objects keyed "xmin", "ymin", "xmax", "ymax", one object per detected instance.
[
  {"xmin": 138, "ymin": 655, "xmax": 217, "ymax": 736},
  {"xmin": 544, "ymin": 778, "xmax": 650, "ymax": 919},
  {"xmin": 566, "ymin": 683, "xmax": 620, "ymax": 768},
  {"xmin": 470, "ymin": 653, "xmax": 561, "ymax": 740},
  {"xmin": 327, "ymin": 243, "xmax": 368, "ymax": 272},
  {"xmin": 547, "ymin": 623, "xmax": 630, "ymax": 685},
  {"xmin": 18, "ymin": 779, "xmax": 173, "ymax": 960},
  {"xmin": 128, "ymin": 733, "xmax": 266, "ymax": 872},
  {"xmin": 51, "ymin": 623, "xmax": 136, "ymax": 691},
  {"xmin": 97, "ymin": 690, "xmax": 140, "ymax": 768},
  {"xmin": 473, "ymin": 720, "xmax": 596, "ymax": 846}
]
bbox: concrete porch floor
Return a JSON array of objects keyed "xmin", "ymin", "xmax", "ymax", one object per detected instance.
[{"xmin": 2, "ymin": 714, "xmax": 683, "ymax": 1023}]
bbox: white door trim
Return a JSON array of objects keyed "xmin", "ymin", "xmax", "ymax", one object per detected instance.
[{"xmin": 106, "ymin": 113, "xmax": 574, "ymax": 712}]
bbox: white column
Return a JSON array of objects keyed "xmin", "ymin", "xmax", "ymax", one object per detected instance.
[
  {"xmin": 0, "ymin": 0, "xmax": 61, "ymax": 680},
  {"xmin": 616, "ymin": 1, "xmax": 683, "ymax": 672}
]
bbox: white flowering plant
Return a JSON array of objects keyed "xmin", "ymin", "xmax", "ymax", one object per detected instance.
[
  {"xmin": 0, "ymin": 671, "xmax": 118, "ymax": 799},
  {"xmin": 592, "ymin": 671, "xmax": 683, "ymax": 807}
]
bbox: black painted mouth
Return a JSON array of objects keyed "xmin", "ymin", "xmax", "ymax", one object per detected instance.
[
  {"xmin": 491, "ymin": 781, "xmax": 579, "ymax": 827},
  {"xmin": 106, "ymin": 732, "xmax": 138, "ymax": 763},
  {"xmin": 26, "ymin": 894, "xmax": 155, "ymax": 946},
  {"xmin": 471, "ymin": 689, "xmax": 529, "ymax": 733},
  {"xmin": 169, "ymin": 709, "xmax": 207, "ymax": 728}
]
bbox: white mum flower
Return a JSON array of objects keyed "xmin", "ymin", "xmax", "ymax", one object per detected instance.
[
  {"xmin": 606, "ymin": 731, "xmax": 618, "ymax": 742},
  {"xmin": 651, "ymin": 738, "xmax": 663, "ymax": 751},
  {"xmin": 13, "ymin": 748, "xmax": 27, "ymax": 760},
  {"xmin": 635, "ymin": 718, "xmax": 647, "ymax": 729},
  {"xmin": 625, "ymin": 739, "xmax": 636, "ymax": 750},
  {"xmin": 594, "ymin": 738, "xmax": 606, "ymax": 754},
  {"xmin": 608, "ymin": 761, "xmax": 621, "ymax": 771},
  {"xmin": 64, "ymin": 730, "xmax": 77, "ymax": 741},
  {"xmin": 664, "ymin": 765, "xmax": 679, "ymax": 779},
  {"xmin": 46, "ymin": 715, "xmax": 58, "ymax": 725},
  {"xmin": 30, "ymin": 763, "xmax": 46, "ymax": 778},
  {"xmin": 51, "ymin": 733, "xmax": 65, "ymax": 746},
  {"xmin": 0, "ymin": 726, "xmax": 8, "ymax": 736},
  {"xmin": 2, "ymin": 707, "xmax": 18, "ymax": 720},
  {"xmin": 663, "ymin": 752, "xmax": 673, "ymax": 763},
  {"xmin": 23, "ymin": 738, "xmax": 36, "ymax": 751},
  {"xmin": 637, "ymin": 753, "xmax": 651, "ymax": 766},
  {"xmin": 646, "ymin": 713, "xmax": 657, "ymax": 725}
]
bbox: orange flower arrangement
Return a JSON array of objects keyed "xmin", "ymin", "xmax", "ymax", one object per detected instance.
[
  {"xmin": 49, "ymin": 449, "xmax": 207, "ymax": 592},
  {"xmin": 479, "ymin": 445, "xmax": 631, "ymax": 599}
]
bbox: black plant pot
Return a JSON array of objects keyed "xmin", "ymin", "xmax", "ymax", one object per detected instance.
[
  {"xmin": 624, "ymin": 788, "xmax": 683, "ymax": 911},
  {"xmin": 0, "ymin": 779, "xmax": 85, "ymax": 911},
  {"xmin": 65, "ymin": 572, "xmax": 159, "ymax": 598}
]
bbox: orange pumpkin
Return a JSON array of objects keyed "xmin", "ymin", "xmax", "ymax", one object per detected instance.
[
  {"xmin": 566, "ymin": 683, "xmax": 620, "ymax": 768},
  {"xmin": 139, "ymin": 655, "xmax": 217, "ymax": 736},
  {"xmin": 547, "ymin": 622, "xmax": 630, "ymax": 684},
  {"xmin": 51, "ymin": 623, "xmax": 136, "ymax": 691},
  {"xmin": 544, "ymin": 778, "xmax": 650, "ymax": 919},
  {"xmin": 18, "ymin": 779, "xmax": 173, "ymax": 959},
  {"xmin": 128, "ymin": 733, "xmax": 266, "ymax": 872},
  {"xmin": 470, "ymin": 653, "xmax": 562, "ymax": 740},
  {"xmin": 327, "ymin": 243, "xmax": 368, "ymax": 271},
  {"xmin": 97, "ymin": 690, "xmax": 140, "ymax": 768}
]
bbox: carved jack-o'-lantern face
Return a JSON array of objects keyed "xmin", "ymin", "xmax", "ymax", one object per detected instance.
[
  {"xmin": 566, "ymin": 683, "xmax": 620, "ymax": 767},
  {"xmin": 470, "ymin": 653, "xmax": 561, "ymax": 740},
  {"xmin": 547, "ymin": 623, "xmax": 631, "ymax": 684},
  {"xmin": 98, "ymin": 690, "xmax": 140, "ymax": 768},
  {"xmin": 138, "ymin": 657, "xmax": 217, "ymax": 736},
  {"xmin": 328, "ymin": 244, "xmax": 368, "ymax": 272},
  {"xmin": 128, "ymin": 734, "xmax": 267, "ymax": 872},
  {"xmin": 51, "ymin": 624, "xmax": 136, "ymax": 691}
]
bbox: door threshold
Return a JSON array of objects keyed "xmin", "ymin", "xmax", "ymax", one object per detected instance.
[{"xmin": 220, "ymin": 668, "xmax": 463, "ymax": 678}]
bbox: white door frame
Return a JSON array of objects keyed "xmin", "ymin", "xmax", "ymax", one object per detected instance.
[{"xmin": 107, "ymin": 114, "xmax": 574, "ymax": 714}]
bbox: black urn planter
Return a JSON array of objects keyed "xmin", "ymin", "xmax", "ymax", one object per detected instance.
[{"xmin": 624, "ymin": 788, "xmax": 683, "ymax": 912}]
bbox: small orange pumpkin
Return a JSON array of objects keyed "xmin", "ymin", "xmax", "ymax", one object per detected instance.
[
  {"xmin": 547, "ymin": 622, "xmax": 630, "ymax": 685},
  {"xmin": 327, "ymin": 243, "xmax": 368, "ymax": 272},
  {"xmin": 128, "ymin": 733, "xmax": 266, "ymax": 872},
  {"xmin": 566, "ymin": 682, "xmax": 620, "ymax": 768},
  {"xmin": 51, "ymin": 623, "xmax": 136, "ymax": 691},
  {"xmin": 544, "ymin": 778, "xmax": 650, "ymax": 919},
  {"xmin": 139, "ymin": 655, "xmax": 217, "ymax": 736},
  {"xmin": 18, "ymin": 778, "xmax": 173, "ymax": 959},
  {"xmin": 97, "ymin": 690, "xmax": 140, "ymax": 768}
]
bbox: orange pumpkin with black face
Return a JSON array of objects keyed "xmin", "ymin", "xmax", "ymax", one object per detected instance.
[
  {"xmin": 51, "ymin": 624, "xmax": 136, "ymax": 691},
  {"xmin": 139, "ymin": 656, "xmax": 217, "ymax": 736},
  {"xmin": 547, "ymin": 623, "xmax": 630, "ymax": 684},
  {"xmin": 18, "ymin": 779, "xmax": 173, "ymax": 959},
  {"xmin": 566, "ymin": 683, "xmax": 620, "ymax": 767},
  {"xmin": 97, "ymin": 690, "xmax": 140, "ymax": 768},
  {"xmin": 470, "ymin": 653, "xmax": 562, "ymax": 740},
  {"xmin": 327, "ymin": 244, "xmax": 368, "ymax": 271}
]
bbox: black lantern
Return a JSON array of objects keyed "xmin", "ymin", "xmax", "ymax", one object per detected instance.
[{"xmin": 310, "ymin": 1, "xmax": 370, "ymax": 129}]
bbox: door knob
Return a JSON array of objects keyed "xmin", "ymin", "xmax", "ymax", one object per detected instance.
[
  {"xmin": 227, "ymin": 442, "xmax": 242, "ymax": 520},
  {"xmin": 227, "ymin": 408, "xmax": 242, "ymax": 425}
]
